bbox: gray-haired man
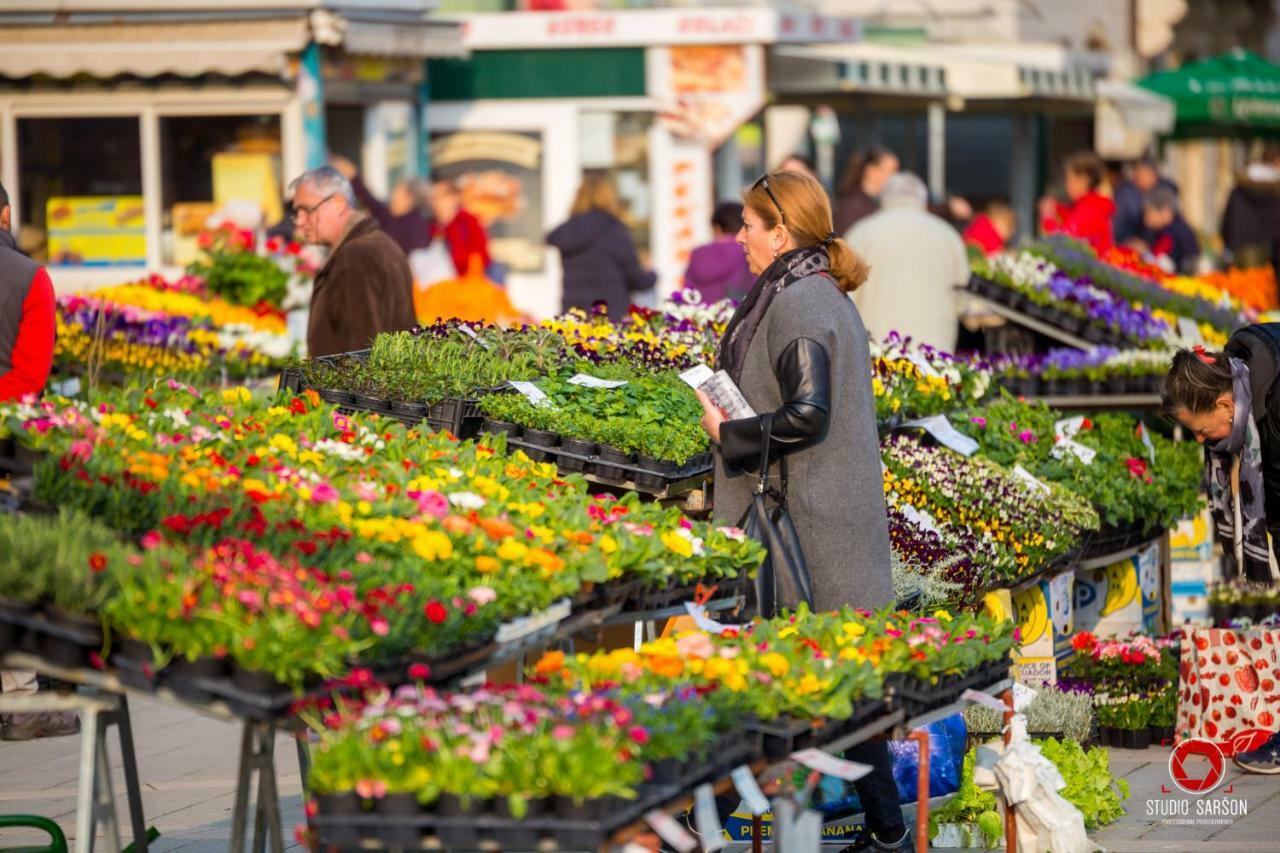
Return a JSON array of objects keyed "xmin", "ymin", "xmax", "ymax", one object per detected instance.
[{"xmin": 290, "ymin": 166, "xmax": 416, "ymax": 357}]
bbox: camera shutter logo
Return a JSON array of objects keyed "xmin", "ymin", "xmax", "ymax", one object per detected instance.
[{"xmin": 1169, "ymin": 738, "xmax": 1227, "ymax": 795}]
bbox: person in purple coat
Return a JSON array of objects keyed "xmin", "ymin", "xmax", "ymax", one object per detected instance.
[{"xmin": 682, "ymin": 202, "xmax": 752, "ymax": 304}]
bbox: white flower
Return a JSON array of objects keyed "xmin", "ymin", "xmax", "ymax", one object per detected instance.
[
  {"xmin": 448, "ymin": 491, "xmax": 486, "ymax": 510},
  {"xmin": 312, "ymin": 439, "xmax": 366, "ymax": 461},
  {"xmin": 164, "ymin": 407, "xmax": 190, "ymax": 429}
]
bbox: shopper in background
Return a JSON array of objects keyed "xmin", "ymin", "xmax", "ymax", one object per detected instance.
[
  {"xmin": 847, "ymin": 173, "xmax": 969, "ymax": 352},
  {"xmin": 962, "ymin": 201, "xmax": 1017, "ymax": 255},
  {"xmin": 1137, "ymin": 187, "xmax": 1200, "ymax": 275},
  {"xmin": 428, "ymin": 178, "xmax": 491, "ymax": 278},
  {"xmin": 0, "ymin": 181, "xmax": 69, "ymax": 742},
  {"xmin": 328, "ymin": 154, "xmax": 431, "ymax": 257},
  {"xmin": 682, "ymin": 202, "xmax": 752, "ymax": 304},
  {"xmin": 778, "ymin": 153, "xmax": 819, "ymax": 181},
  {"xmin": 1113, "ymin": 156, "xmax": 1178, "ymax": 245},
  {"xmin": 833, "ymin": 145, "xmax": 899, "ymax": 235},
  {"xmin": 1039, "ymin": 151, "xmax": 1115, "ymax": 254},
  {"xmin": 695, "ymin": 170, "xmax": 909, "ymax": 852},
  {"xmin": 548, "ymin": 174, "xmax": 655, "ymax": 320},
  {"xmin": 1221, "ymin": 143, "xmax": 1280, "ymax": 275},
  {"xmin": 290, "ymin": 166, "xmax": 416, "ymax": 358}
]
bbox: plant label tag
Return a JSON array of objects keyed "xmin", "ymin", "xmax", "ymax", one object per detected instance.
[
  {"xmin": 1177, "ymin": 316, "xmax": 1204, "ymax": 345},
  {"xmin": 694, "ymin": 784, "xmax": 727, "ymax": 852},
  {"xmin": 906, "ymin": 415, "xmax": 978, "ymax": 457},
  {"xmin": 962, "ymin": 689, "xmax": 1009, "ymax": 713},
  {"xmin": 1051, "ymin": 438, "xmax": 1096, "ymax": 465},
  {"xmin": 684, "ymin": 602, "xmax": 740, "ymax": 634},
  {"xmin": 899, "ymin": 503, "xmax": 941, "ymax": 536},
  {"xmin": 907, "ymin": 351, "xmax": 941, "ymax": 379},
  {"xmin": 456, "ymin": 324, "xmax": 492, "ymax": 349},
  {"xmin": 644, "ymin": 810, "xmax": 697, "ymax": 852},
  {"xmin": 790, "ymin": 749, "xmax": 872, "ymax": 781},
  {"xmin": 1012, "ymin": 465, "xmax": 1051, "ymax": 496},
  {"xmin": 50, "ymin": 377, "xmax": 81, "ymax": 397},
  {"xmin": 506, "ymin": 380, "xmax": 550, "ymax": 408},
  {"xmin": 1139, "ymin": 420, "xmax": 1156, "ymax": 463},
  {"xmin": 1013, "ymin": 682, "xmax": 1037, "ymax": 711},
  {"xmin": 1055, "ymin": 415, "xmax": 1085, "ymax": 441},
  {"xmin": 679, "ymin": 364, "xmax": 715, "ymax": 389},
  {"xmin": 731, "ymin": 766, "xmax": 771, "ymax": 815},
  {"xmin": 568, "ymin": 373, "xmax": 628, "ymax": 389}
]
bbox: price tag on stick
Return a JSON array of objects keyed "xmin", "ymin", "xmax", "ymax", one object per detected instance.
[
  {"xmin": 506, "ymin": 380, "xmax": 550, "ymax": 408},
  {"xmin": 905, "ymin": 415, "xmax": 979, "ymax": 457},
  {"xmin": 962, "ymin": 688, "xmax": 1010, "ymax": 713},
  {"xmin": 790, "ymin": 749, "xmax": 873, "ymax": 781},
  {"xmin": 731, "ymin": 765, "xmax": 771, "ymax": 816},
  {"xmin": 694, "ymin": 784, "xmax": 727, "ymax": 852},
  {"xmin": 567, "ymin": 373, "xmax": 628, "ymax": 389},
  {"xmin": 644, "ymin": 811, "xmax": 697, "ymax": 852}
]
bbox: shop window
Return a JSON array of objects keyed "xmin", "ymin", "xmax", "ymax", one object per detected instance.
[
  {"xmin": 17, "ymin": 116, "xmax": 143, "ymax": 266},
  {"xmin": 159, "ymin": 114, "xmax": 283, "ymax": 267}
]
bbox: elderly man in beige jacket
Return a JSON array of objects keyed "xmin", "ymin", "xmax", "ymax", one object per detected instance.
[{"xmin": 846, "ymin": 172, "xmax": 970, "ymax": 352}]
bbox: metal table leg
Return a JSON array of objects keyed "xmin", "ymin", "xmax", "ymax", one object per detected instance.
[
  {"xmin": 75, "ymin": 706, "xmax": 99, "ymax": 853},
  {"xmin": 111, "ymin": 696, "xmax": 149, "ymax": 853},
  {"xmin": 229, "ymin": 720, "xmax": 284, "ymax": 853}
]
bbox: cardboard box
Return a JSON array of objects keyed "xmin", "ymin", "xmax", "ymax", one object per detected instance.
[
  {"xmin": 1011, "ymin": 570, "xmax": 1074, "ymax": 686},
  {"xmin": 1170, "ymin": 509, "xmax": 1214, "ymax": 563},
  {"xmin": 1074, "ymin": 541, "xmax": 1161, "ymax": 636},
  {"xmin": 1170, "ymin": 558, "xmax": 1217, "ymax": 626}
]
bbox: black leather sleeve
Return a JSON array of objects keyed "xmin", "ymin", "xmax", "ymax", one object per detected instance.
[{"xmin": 718, "ymin": 337, "xmax": 832, "ymax": 473}]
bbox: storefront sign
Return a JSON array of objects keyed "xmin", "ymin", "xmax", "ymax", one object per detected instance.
[
  {"xmin": 651, "ymin": 44, "xmax": 766, "ymax": 147},
  {"xmin": 462, "ymin": 9, "xmax": 861, "ymax": 48},
  {"xmin": 429, "ymin": 130, "xmax": 545, "ymax": 273},
  {"xmin": 47, "ymin": 196, "xmax": 146, "ymax": 267}
]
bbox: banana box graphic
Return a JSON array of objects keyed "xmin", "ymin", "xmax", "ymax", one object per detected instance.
[
  {"xmin": 1010, "ymin": 570, "xmax": 1074, "ymax": 685},
  {"xmin": 1170, "ymin": 509, "xmax": 1213, "ymax": 563},
  {"xmin": 1074, "ymin": 542, "xmax": 1161, "ymax": 636}
]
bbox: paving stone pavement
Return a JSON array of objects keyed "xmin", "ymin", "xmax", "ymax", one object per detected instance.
[
  {"xmin": 0, "ymin": 695, "xmax": 304, "ymax": 851},
  {"xmin": 6, "ymin": 702, "xmax": 1280, "ymax": 851}
]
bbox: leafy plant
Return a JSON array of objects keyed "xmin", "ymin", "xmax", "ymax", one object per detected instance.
[
  {"xmin": 187, "ymin": 224, "xmax": 289, "ymax": 308},
  {"xmin": 963, "ymin": 685, "xmax": 1094, "ymax": 743}
]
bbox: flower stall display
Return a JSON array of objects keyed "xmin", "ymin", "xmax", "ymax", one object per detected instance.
[
  {"xmin": 1031, "ymin": 236, "xmax": 1242, "ymax": 342},
  {"xmin": 54, "ymin": 275, "xmax": 293, "ymax": 386},
  {"xmin": 1207, "ymin": 580, "xmax": 1280, "ymax": 626},
  {"xmin": 872, "ymin": 333, "xmax": 992, "ymax": 423},
  {"xmin": 0, "ymin": 382, "xmax": 763, "ymax": 693},
  {"xmin": 963, "ymin": 684, "xmax": 1094, "ymax": 743},
  {"xmin": 955, "ymin": 396, "xmax": 1203, "ymax": 534},
  {"xmin": 990, "ymin": 347, "xmax": 1171, "ymax": 398},
  {"xmin": 972, "ymin": 250, "xmax": 1170, "ymax": 346},
  {"xmin": 881, "ymin": 434, "xmax": 1099, "ymax": 589},
  {"xmin": 187, "ymin": 222, "xmax": 315, "ymax": 309},
  {"xmin": 1067, "ymin": 631, "xmax": 1179, "ymax": 748},
  {"xmin": 1200, "ymin": 266, "xmax": 1279, "ymax": 314}
]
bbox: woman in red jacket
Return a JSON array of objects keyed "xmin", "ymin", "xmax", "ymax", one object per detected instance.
[{"xmin": 1039, "ymin": 151, "xmax": 1115, "ymax": 254}]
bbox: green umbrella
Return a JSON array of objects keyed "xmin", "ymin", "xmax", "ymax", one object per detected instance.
[{"xmin": 1136, "ymin": 48, "xmax": 1280, "ymax": 138}]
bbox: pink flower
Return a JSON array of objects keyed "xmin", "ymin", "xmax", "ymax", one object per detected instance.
[
  {"xmin": 237, "ymin": 590, "xmax": 263, "ymax": 611},
  {"xmin": 552, "ymin": 725, "xmax": 575, "ymax": 741},
  {"xmin": 629, "ymin": 726, "xmax": 650, "ymax": 745},
  {"xmin": 971, "ymin": 417, "xmax": 987, "ymax": 428},
  {"xmin": 1018, "ymin": 430, "xmax": 1036, "ymax": 444},
  {"xmin": 676, "ymin": 631, "xmax": 714, "ymax": 660},
  {"xmin": 370, "ymin": 618, "xmax": 389, "ymax": 637},
  {"xmin": 140, "ymin": 531, "xmax": 162, "ymax": 550},
  {"xmin": 408, "ymin": 663, "xmax": 431, "ymax": 680},
  {"xmin": 354, "ymin": 552, "xmax": 373, "ymax": 565},
  {"xmin": 354, "ymin": 779, "xmax": 387, "ymax": 799},
  {"xmin": 468, "ymin": 586, "xmax": 497, "ymax": 606},
  {"xmin": 311, "ymin": 483, "xmax": 340, "ymax": 504},
  {"xmin": 409, "ymin": 489, "xmax": 449, "ymax": 519}
]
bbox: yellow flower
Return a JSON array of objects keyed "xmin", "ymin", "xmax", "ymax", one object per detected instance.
[
  {"xmin": 411, "ymin": 530, "xmax": 453, "ymax": 562},
  {"xmin": 475, "ymin": 555, "xmax": 499, "ymax": 573},
  {"xmin": 760, "ymin": 652, "xmax": 790, "ymax": 677},
  {"xmin": 934, "ymin": 609, "xmax": 953, "ymax": 623},
  {"xmin": 497, "ymin": 539, "xmax": 528, "ymax": 562},
  {"xmin": 661, "ymin": 530, "xmax": 693, "ymax": 558},
  {"xmin": 221, "ymin": 387, "xmax": 252, "ymax": 405},
  {"xmin": 842, "ymin": 622, "xmax": 866, "ymax": 638}
]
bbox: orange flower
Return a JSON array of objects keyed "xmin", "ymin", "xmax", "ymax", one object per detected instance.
[
  {"xmin": 534, "ymin": 650, "xmax": 565, "ymax": 676},
  {"xmin": 480, "ymin": 517, "xmax": 517, "ymax": 541},
  {"xmin": 648, "ymin": 655, "xmax": 685, "ymax": 679}
]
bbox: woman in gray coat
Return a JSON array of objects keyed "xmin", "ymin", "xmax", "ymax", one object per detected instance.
[{"xmin": 695, "ymin": 170, "xmax": 908, "ymax": 852}]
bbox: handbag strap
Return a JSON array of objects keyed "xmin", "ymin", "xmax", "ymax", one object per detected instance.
[{"xmin": 755, "ymin": 413, "xmax": 789, "ymax": 502}]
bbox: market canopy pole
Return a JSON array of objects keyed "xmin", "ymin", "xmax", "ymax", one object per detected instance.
[{"xmin": 1136, "ymin": 48, "xmax": 1280, "ymax": 138}]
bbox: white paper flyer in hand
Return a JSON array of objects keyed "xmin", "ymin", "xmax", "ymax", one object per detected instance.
[{"xmin": 679, "ymin": 364, "xmax": 757, "ymax": 420}]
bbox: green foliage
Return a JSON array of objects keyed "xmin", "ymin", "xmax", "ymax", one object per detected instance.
[
  {"xmin": 0, "ymin": 509, "xmax": 123, "ymax": 614},
  {"xmin": 963, "ymin": 686, "xmax": 1095, "ymax": 743},
  {"xmin": 187, "ymin": 235, "xmax": 289, "ymax": 308},
  {"xmin": 1038, "ymin": 738, "xmax": 1130, "ymax": 830}
]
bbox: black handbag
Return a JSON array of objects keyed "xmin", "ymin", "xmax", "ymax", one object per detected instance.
[{"xmin": 737, "ymin": 412, "xmax": 815, "ymax": 618}]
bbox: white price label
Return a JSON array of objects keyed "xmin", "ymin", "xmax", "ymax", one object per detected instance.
[
  {"xmin": 1177, "ymin": 316, "xmax": 1205, "ymax": 345},
  {"xmin": 694, "ymin": 784, "xmax": 727, "ymax": 852},
  {"xmin": 684, "ymin": 602, "xmax": 743, "ymax": 635},
  {"xmin": 1054, "ymin": 415, "xmax": 1085, "ymax": 442},
  {"xmin": 1139, "ymin": 420, "xmax": 1156, "ymax": 463},
  {"xmin": 1013, "ymin": 682, "xmax": 1038, "ymax": 712},
  {"xmin": 731, "ymin": 765, "xmax": 771, "ymax": 816},
  {"xmin": 567, "ymin": 373, "xmax": 629, "ymax": 389},
  {"xmin": 962, "ymin": 689, "xmax": 1009, "ymax": 713},
  {"xmin": 1011, "ymin": 464, "xmax": 1051, "ymax": 496},
  {"xmin": 1051, "ymin": 438, "xmax": 1096, "ymax": 465},
  {"xmin": 506, "ymin": 380, "xmax": 550, "ymax": 408},
  {"xmin": 50, "ymin": 377, "xmax": 81, "ymax": 398},
  {"xmin": 906, "ymin": 415, "xmax": 979, "ymax": 457},
  {"xmin": 456, "ymin": 324, "xmax": 492, "ymax": 349},
  {"xmin": 644, "ymin": 811, "xmax": 697, "ymax": 852},
  {"xmin": 678, "ymin": 364, "xmax": 715, "ymax": 390},
  {"xmin": 899, "ymin": 503, "xmax": 941, "ymax": 536},
  {"xmin": 790, "ymin": 749, "xmax": 873, "ymax": 781}
]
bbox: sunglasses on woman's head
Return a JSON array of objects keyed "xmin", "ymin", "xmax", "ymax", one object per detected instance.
[{"xmin": 753, "ymin": 175, "xmax": 787, "ymax": 225}]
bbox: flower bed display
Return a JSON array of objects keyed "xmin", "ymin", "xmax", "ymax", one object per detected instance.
[
  {"xmin": 188, "ymin": 223, "xmax": 315, "ymax": 309},
  {"xmin": 954, "ymin": 396, "xmax": 1202, "ymax": 533},
  {"xmin": 1031, "ymin": 236, "xmax": 1242, "ymax": 341},
  {"xmin": 970, "ymin": 250, "xmax": 1170, "ymax": 346},
  {"xmin": 872, "ymin": 333, "xmax": 992, "ymax": 424},
  {"xmin": 54, "ymin": 275, "xmax": 292, "ymax": 385},
  {"xmin": 881, "ymin": 433, "xmax": 1099, "ymax": 589},
  {"xmin": 989, "ymin": 347, "xmax": 1169, "ymax": 397},
  {"xmin": 1067, "ymin": 631, "xmax": 1179, "ymax": 748},
  {"xmin": 0, "ymin": 382, "xmax": 763, "ymax": 697}
]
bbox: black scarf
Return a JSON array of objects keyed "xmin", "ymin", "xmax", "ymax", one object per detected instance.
[{"xmin": 717, "ymin": 246, "xmax": 830, "ymax": 384}]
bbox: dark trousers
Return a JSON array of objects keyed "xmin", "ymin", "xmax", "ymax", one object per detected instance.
[{"xmin": 846, "ymin": 736, "xmax": 905, "ymax": 834}]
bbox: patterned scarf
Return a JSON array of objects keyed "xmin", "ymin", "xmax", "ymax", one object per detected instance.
[
  {"xmin": 718, "ymin": 246, "xmax": 830, "ymax": 384},
  {"xmin": 1206, "ymin": 357, "xmax": 1272, "ymax": 582}
]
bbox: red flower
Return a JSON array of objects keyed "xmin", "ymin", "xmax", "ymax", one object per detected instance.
[
  {"xmin": 88, "ymin": 552, "xmax": 107, "ymax": 573},
  {"xmin": 288, "ymin": 397, "xmax": 308, "ymax": 415},
  {"xmin": 424, "ymin": 601, "xmax": 448, "ymax": 624},
  {"xmin": 1071, "ymin": 631, "xmax": 1096, "ymax": 652},
  {"xmin": 1125, "ymin": 457, "xmax": 1148, "ymax": 479},
  {"xmin": 408, "ymin": 663, "xmax": 431, "ymax": 680}
]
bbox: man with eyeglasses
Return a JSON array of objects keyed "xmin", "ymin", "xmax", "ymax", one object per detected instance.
[{"xmin": 290, "ymin": 166, "xmax": 416, "ymax": 357}]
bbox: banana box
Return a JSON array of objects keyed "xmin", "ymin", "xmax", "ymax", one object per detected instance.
[
  {"xmin": 1170, "ymin": 510, "xmax": 1214, "ymax": 563},
  {"xmin": 1074, "ymin": 541, "xmax": 1161, "ymax": 636},
  {"xmin": 1010, "ymin": 570, "xmax": 1074, "ymax": 685},
  {"xmin": 1171, "ymin": 558, "xmax": 1216, "ymax": 625}
]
